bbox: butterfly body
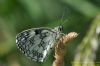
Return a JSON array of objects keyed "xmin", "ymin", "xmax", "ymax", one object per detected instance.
[{"xmin": 16, "ymin": 26, "xmax": 63, "ymax": 62}]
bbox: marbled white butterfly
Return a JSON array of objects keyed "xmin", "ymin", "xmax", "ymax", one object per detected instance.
[{"xmin": 16, "ymin": 26, "xmax": 63, "ymax": 62}]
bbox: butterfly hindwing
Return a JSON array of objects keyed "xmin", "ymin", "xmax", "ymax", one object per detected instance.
[{"xmin": 16, "ymin": 28, "xmax": 58, "ymax": 62}]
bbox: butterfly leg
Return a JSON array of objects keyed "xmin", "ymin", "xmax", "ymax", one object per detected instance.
[{"xmin": 60, "ymin": 33, "xmax": 66, "ymax": 36}]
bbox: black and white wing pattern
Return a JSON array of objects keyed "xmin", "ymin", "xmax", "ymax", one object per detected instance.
[{"xmin": 16, "ymin": 27, "xmax": 61, "ymax": 62}]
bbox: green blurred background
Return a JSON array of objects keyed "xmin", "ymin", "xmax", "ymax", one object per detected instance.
[{"xmin": 0, "ymin": 0, "xmax": 100, "ymax": 66}]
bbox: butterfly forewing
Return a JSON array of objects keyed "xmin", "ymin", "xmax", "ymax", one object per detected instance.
[{"xmin": 16, "ymin": 28, "xmax": 60, "ymax": 62}]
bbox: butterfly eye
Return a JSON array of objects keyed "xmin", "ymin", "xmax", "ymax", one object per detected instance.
[
  {"xmin": 59, "ymin": 28, "xmax": 62, "ymax": 31},
  {"xmin": 59, "ymin": 26, "xmax": 63, "ymax": 31}
]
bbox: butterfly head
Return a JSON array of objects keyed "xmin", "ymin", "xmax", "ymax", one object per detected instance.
[{"xmin": 54, "ymin": 25, "xmax": 63, "ymax": 32}]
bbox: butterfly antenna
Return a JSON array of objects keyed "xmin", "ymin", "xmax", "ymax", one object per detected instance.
[
  {"xmin": 60, "ymin": 12, "xmax": 72, "ymax": 26},
  {"xmin": 59, "ymin": 10, "xmax": 65, "ymax": 26},
  {"xmin": 60, "ymin": 7, "xmax": 72, "ymax": 27},
  {"xmin": 61, "ymin": 18, "xmax": 69, "ymax": 26},
  {"xmin": 57, "ymin": 8, "xmax": 71, "ymax": 27}
]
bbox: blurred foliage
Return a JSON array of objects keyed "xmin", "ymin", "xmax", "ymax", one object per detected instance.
[
  {"xmin": 0, "ymin": 0, "xmax": 100, "ymax": 66},
  {"xmin": 73, "ymin": 14, "xmax": 100, "ymax": 66}
]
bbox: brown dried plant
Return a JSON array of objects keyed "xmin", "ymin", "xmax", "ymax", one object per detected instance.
[{"xmin": 52, "ymin": 32, "xmax": 78, "ymax": 66}]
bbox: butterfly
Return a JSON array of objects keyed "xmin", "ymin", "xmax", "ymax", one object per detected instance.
[{"xmin": 16, "ymin": 26, "xmax": 64, "ymax": 62}]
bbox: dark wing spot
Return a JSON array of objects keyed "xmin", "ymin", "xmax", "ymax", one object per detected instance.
[{"xmin": 35, "ymin": 29, "xmax": 42, "ymax": 35}]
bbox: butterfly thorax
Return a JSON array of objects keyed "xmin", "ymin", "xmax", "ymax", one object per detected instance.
[{"xmin": 53, "ymin": 26, "xmax": 63, "ymax": 39}]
